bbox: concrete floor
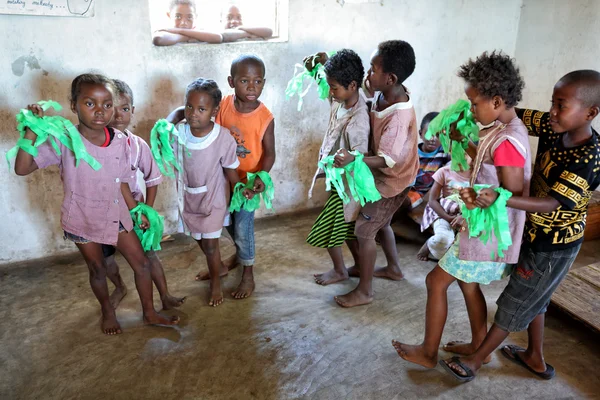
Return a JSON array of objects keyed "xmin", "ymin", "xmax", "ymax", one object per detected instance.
[{"xmin": 0, "ymin": 211, "xmax": 599, "ymax": 400}]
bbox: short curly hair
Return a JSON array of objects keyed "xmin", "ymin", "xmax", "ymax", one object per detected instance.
[
  {"xmin": 113, "ymin": 79, "xmax": 134, "ymax": 105},
  {"xmin": 378, "ymin": 40, "xmax": 416, "ymax": 84},
  {"xmin": 420, "ymin": 111, "xmax": 439, "ymax": 131},
  {"xmin": 169, "ymin": 0, "xmax": 196, "ymax": 13},
  {"xmin": 70, "ymin": 73, "xmax": 116, "ymax": 104},
  {"xmin": 185, "ymin": 78, "xmax": 222, "ymax": 108},
  {"xmin": 458, "ymin": 51, "xmax": 524, "ymax": 107},
  {"xmin": 324, "ymin": 49, "xmax": 364, "ymax": 89}
]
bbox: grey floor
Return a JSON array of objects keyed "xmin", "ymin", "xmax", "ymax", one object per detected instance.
[{"xmin": 1, "ymin": 211, "xmax": 599, "ymax": 400}]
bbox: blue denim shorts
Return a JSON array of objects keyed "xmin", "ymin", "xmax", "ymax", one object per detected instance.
[
  {"xmin": 64, "ymin": 222, "xmax": 126, "ymax": 245},
  {"xmin": 495, "ymin": 243, "xmax": 581, "ymax": 332},
  {"xmin": 225, "ymin": 208, "xmax": 255, "ymax": 266}
]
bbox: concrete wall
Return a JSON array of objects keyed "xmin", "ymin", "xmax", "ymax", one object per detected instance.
[
  {"xmin": 515, "ymin": 0, "xmax": 600, "ymax": 155},
  {"xmin": 0, "ymin": 0, "xmax": 524, "ymax": 263}
]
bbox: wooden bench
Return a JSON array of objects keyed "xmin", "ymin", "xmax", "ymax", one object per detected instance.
[
  {"xmin": 584, "ymin": 191, "xmax": 600, "ymax": 241},
  {"xmin": 551, "ymin": 262, "xmax": 600, "ymax": 332}
]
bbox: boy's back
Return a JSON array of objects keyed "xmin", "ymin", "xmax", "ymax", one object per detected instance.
[
  {"xmin": 216, "ymin": 94, "xmax": 274, "ymax": 182},
  {"xmin": 517, "ymin": 108, "xmax": 600, "ymax": 249}
]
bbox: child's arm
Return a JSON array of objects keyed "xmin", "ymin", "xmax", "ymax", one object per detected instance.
[
  {"xmin": 238, "ymin": 26, "xmax": 273, "ymax": 39},
  {"xmin": 15, "ymin": 104, "xmax": 46, "ymax": 176},
  {"xmin": 303, "ymin": 52, "xmax": 329, "ymax": 72},
  {"xmin": 121, "ymin": 183, "xmax": 150, "ymax": 229},
  {"xmin": 428, "ymin": 182, "xmax": 454, "ymax": 223},
  {"xmin": 166, "ymin": 106, "xmax": 186, "ymax": 125},
  {"xmin": 153, "ymin": 31, "xmax": 195, "ymax": 46},
  {"xmin": 224, "ymin": 167, "xmax": 254, "ymax": 199},
  {"xmin": 157, "ymin": 28, "xmax": 223, "ymax": 44},
  {"xmin": 146, "ymin": 186, "xmax": 158, "ymax": 208},
  {"xmin": 460, "ymin": 164, "xmax": 524, "ymax": 209},
  {"xmin": 253, "ymin": 120, "xmax": 276, "ymax": 193}
]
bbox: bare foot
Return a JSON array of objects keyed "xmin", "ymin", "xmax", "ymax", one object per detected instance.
[
  {"xmin": 346, "ymin": 265, "xmax": 360, "ymax": 277},
  {"xmin": 373, "ymin": 265, "xmax": 405, "ymax": 281},
  {"xmin": 232, "ymin": 276, "xmax": 255, "ymax": 299},
  {"xmin": 101, "ymin": 312, "xmax": 122, "ymax": 335},
  {"xmin": 391, "ymin": 341, "xmax": 437, "ymax": 368},
  {"xmin": 195, "ymin": 262, "xmax": 229, "ymax": 281},
  {"xmin": 143, "ymin": 311, "xmax": 180, "ymax": 326},
  {"xmin": 443, "ymin": 341, "xmax": 492, "ymax": 364},
  {"xmin": 334, "ymin": 288, "xmax": 373, "ymax": 308},
  {"xmin": 314, "ymin": 269, "xmax": 349, "ymax": 285},
  {"xmin": 161, "ymin": 294, "xmax": 187, "ymax": 310},
  {"xmin": 209, "ymin": 282, "xmax": 224, "ymax": 307},
  {"xmin": 109, "ymin": 285, "xmax": 127, "ymax": 309},
  {"xmin": 416, "ymin": 243, "xmax": 430, "ymax": 261}
]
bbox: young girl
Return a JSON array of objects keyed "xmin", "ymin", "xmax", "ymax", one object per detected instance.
[
  {"xmin": 304, "ymin": 49, "xmax": 370, "ymax": 286},
  {"xmin": 392, "ymin": 51, "xmax": 531, "ymax": 367},
  {"xmin": 174, "ymin": 78, "xmax": 253, "ymax": 307},
  {"xmin": 14, "ymin": 73, "xmax": 179, "ymax": 335},
  {"xmin": 101, "ymin": 79, "xmax": 186, "ymax": 310}
]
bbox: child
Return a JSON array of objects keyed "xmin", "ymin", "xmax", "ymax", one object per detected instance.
[
  {"xmin": 174, "ymin": 78, "xmax": 252, "ymax": 307},
  {"xmin": 152, "ymin": 0, "xmax": 223, "ymax": 46},
  {"xmin": 416, "ymin": 163, "xmax": 470, "ymax": 261},
  {"xmin": 440, "ymin": 70, "xmax": 600, "ymax": 382},
  {"xmin": 333, "ymin": 40, "xmax": 419, "ymax": 307},
  {"xmin": 14, "ymin": 73, "xmax": 179, "ymax": 335},
  {"xmin": 406, "ymin": 112, "xmax": 450, "ymax": 210},
  {"xmin": 391, "ymin": 51, "xmax": 531, "ymax": 368},
  {"xmin": 101, "ymin": 79, "xmax": 185, "ymax": 310},
  {"xmin": 168, "ymin": 54, "xmax": 275, "ymax": 300},
  {"xmin": 221, "ymin": 4, "xmax": 273, "ymax": 42},
  {"xmin": 303, "ymin": 49, "xmax": 370, "ymax": 285}
]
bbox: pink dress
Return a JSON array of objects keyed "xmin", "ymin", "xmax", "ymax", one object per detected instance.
[
  {"xmin": 34, "ymin": 128, "xmax": 134, "ymax": 245},
  {"xmin": 124, "ymin": 129, "xmax": 163, "ymax": 202},
  {"xmin": 174, "ymin": 123, "xmax": 239, "ymax": 237}
]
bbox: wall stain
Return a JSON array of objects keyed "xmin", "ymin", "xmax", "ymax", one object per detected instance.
[{"xmin": 11, "ymin": 55, "xmax": 41, "ymax": 77}]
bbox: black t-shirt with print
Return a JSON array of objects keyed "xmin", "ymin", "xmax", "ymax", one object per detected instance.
[{"xmin": 517, "ymin": 108, "xmax": 600, "ymax": 251}]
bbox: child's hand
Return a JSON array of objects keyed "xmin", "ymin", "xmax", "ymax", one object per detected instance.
[
  {"xmin": 448, "ymin": 112, "xmax": 466, "ymax": 142},
  {"xmin": 303, "ymin": 52, "xmax": 328, "ymax": 72},
  {"xmin": 450, "ymin": 215, "xmax": 466, "ymax": 231},
  {"xmin": 139, "ymin": 214, "xmax": 150, "ymax": 230},
  {"xmin": 459, "ymin": 187, "xmax": 478, "ymax": 210},
  {"xmin": 316, "ymin": 172, "xmax": 326, "ymax": 180},
  {"xmin": 243, "ymin": 188, "xmax": 255, "ymax": 200},
  {"xmin": 27, "ymin": 104, "xmax": 44, "ymax": 117},
  {"xmin": 334, "ymin": 148, "xmax": 354, "ymax": 168},
  {"xmin": 253, "ymin": 176, "xmax": 265, "ymax": 193},
  {"xmin": 475, "ymin": 188, "xmax": 499, "ymax": 209}
]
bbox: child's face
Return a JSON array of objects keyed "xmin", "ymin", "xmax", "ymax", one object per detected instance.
[
  {"xmin": 225, "ymin": 5, "xmax": 243, "ymax": 29},
  {"xmin": 420, "ymin": 122, "xmax": 441, "ymax": 152},
  {"xmin": 366, "ymin": 52, "xmax": 388, "ymax": 92},
  {"xmin": 110, "ymin": 94, "xmax": 134, "ymax": 133},
  {"xmin": 168, "ymin": 4, "xmax": 195, "ymax": 29},
  {"xmin": 229, "ymin": 62, "xmax": 265, "ymax": 103},
  {"xmin": 326, "ymin": 77, "xmax": 356, "ymax": 105},
  {"xmin": 464, "ymin": 83, "xmax": 500, "ymax": 126},
  {"xmin": 549, "ymin": 81, "xmax": 593, "ymax": 133},
  {"xmin": 184, "ymin": 91, "xmax": 218, "ymax": 132},
  {"xmin": 71, "ymin": 83, "xmax": 115, "ymax": 131}
]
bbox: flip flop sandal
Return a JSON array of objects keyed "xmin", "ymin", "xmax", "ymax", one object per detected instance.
[
  {"xmin": 439, "ymin": 356, "xmax": 476, "ymax": 383},
  {"xmin": 443, "ymin": 341, "xmax": 492, "ymax": 364},
  {"xmin": 501, "ymin": 345, "xmax": 555, "ymax": 380}
]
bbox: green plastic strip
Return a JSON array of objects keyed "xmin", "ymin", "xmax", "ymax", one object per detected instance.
[
  {"xmin": 285, "ymin": 51, "xmax": 336, "ymax": 111},
  {"xmin": 6, "ymin": 100, "xmax": 102, "ymax": 170},
  {"xmin": 425, "ymin": 99, "xmax": 479, "ymax": 172},
  {"xmin": 229, "ymin": 171, "xmax": 276, "ymax": 213},
  {"xmin": 150, "ymin": 119, "xmax": 187, "ymax": 178},
  {"xmin": 130, "ymin": 203, "xmax": 164, "ymax": 252}
]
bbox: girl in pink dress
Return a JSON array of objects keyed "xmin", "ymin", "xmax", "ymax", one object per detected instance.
[
  {"xmin": 174, "ymin": 78, "xmax": 253, "ymax": 307},
  {"xmin": 14, "ymin": 73, "xmax": 179, "ymax": 335}
]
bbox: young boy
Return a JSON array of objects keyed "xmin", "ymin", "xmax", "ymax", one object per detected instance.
[
  {"xmin": 105, "ymin": 79, "xmax": 185, "ymax": 310},
  {"xmin": 334, "ymin": 40, "xmax": 419, "ymax": 307},
  {"xmin": 221, "ymin": 4, "xmax": 273, "ymax": 42},
  {"xmin": 167, "ymin": 55, "xmax": 275, "ymax": 300},
  {"xmin": 152, "ymin": 0, "xmax": 223, "ymax": 46},
  {"xmin": 440, "ymin": 70, "xmax": 600, "ymax": 381}
]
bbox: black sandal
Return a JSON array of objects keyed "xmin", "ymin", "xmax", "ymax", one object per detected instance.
[
  {"xmin": 501, "ymin": 345, "xmax": 555, "ymax": 380},
  {"xmin": 439, "ymin": 356, "xmax": 476, "ymax": 383}
]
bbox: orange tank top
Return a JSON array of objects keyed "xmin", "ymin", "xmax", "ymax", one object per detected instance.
[{"xmin": 216, "ymin": 94, "xmax": 274, "ymax": 182}]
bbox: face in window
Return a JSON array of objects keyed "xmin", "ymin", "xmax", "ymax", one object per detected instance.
[
  {"xmin": 225, "ymin": 5, "xmax": 243, "ymax": 29},
  {"xmin": 168, "ymin": 4, "xmax": 196, "ymax": 29}
]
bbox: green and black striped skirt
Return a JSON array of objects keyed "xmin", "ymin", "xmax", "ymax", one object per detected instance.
[{"xmin": 307, "ymin": 190, "xmax": 357, "ymax": 248}]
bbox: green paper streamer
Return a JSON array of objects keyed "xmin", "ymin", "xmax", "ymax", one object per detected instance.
[
  {"xmin": 318, "ymin": 150, "xmax": 382, "ymax": 206},
  {"xmin": 425, "ymin": 99, "xmax": 479, "ymax": 172},
  {"xmin": 6, "ymin": 100, "xmax": 102, "ymax": 171},
  {"xmin": 150, "ymin": 119, "xmax": 187, "ymax": 178},
  {"xmin": 461, "ymin": 186, "xmax": 513, "ymax": 259},
  {"xmin": 229, "ymin": 171, "xmax": 276, "ymax": 213},
  {"xmin": 130, "ymin": 203, "xmax": 164, "ymax": 252},
  {"xmin": 285, "ymin": 51, "xmax": 336, "ymax": 111}
]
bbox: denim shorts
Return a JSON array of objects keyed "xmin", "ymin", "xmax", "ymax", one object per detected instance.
[
  {"xmin": 495, "ymin": 243, "xmax": 581, "ymax": 332},
  {"xmin": 64, "ymin": 222, "xmax": 126, "ymax": 245},
  {"xmin": 225, "ymin": 208, "xmax": 255, "ymax": 266}
]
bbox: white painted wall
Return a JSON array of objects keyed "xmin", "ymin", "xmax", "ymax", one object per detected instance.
[
  {"xmin": 515, "ymin": 0, "xmax": 600, "ymax": 155},
  {"xmin": 0, "ymin": 0, "xmax": 523, "ymax": 263}
]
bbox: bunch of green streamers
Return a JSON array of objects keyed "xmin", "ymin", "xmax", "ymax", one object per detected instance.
[
  {"xmin": 150, "ymin": 119, "xmax": 187, "ymax": 178},
  {"xmin": 229, "ymin": 171, "xmax": 275, "ymax": 213},
  {"xmin": 461, "ymin": 186, "xmax": 513, "ymax": 259},
  {"xmin": 285, "ymin": 51, "xmax": 336, "ymax": 111},
  {"xmin": 318, "ymin": 150, "xmax": 381, "ymax": 206},
  {"xmin": 425, "ymin": 99, "xmax": 479, "ymax": 172},
  {"xmin": 6, "ymin": 100, "xmax": 102, "ymax": 170},
  {"xmin": 130, "ymin": 203, "xmax": 164, "ymax": 252}
]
